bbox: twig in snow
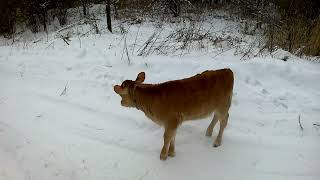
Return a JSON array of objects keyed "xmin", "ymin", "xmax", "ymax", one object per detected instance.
[
  {"xmin": 45, "ymin": 41, "xmax": 55, "ymax": 50},
  {"xmin": 132, "ymin": 25, "xmax": 141, "ymax": 55},
  {"xmin": 137, "ymin": 32, "xmax": 157, "ymax": 56},
  {"xmin": 33, "ymin": 39, "xmax": 41, "ymax": 43},
  {"xmin": 60, "ymin": 83, "xmax": 68, "ymax": 96},
  {"xmin": 125, "ymin": 39, "xmax": 131, "ymax": 65},
  {"xmin": 61, "ymin": 36, "xmax": 70, "ymax": 45},
  {"xmin": 212, "ymin": 46, "xmax": 235, "ymax": 59},
  {"xmin": 182, "ymin": 0, "xmax": 195, "ymax": 8},
  {"xmin": 121, "ymin": 34, "xmax": 130, "ymax": 64},
  {"xmin": 148, "ymin": 29, "xmax": 163, "ymax": 56},
  {"xmin": 118, "ymin": 25, "xmax": 131, "ymax": 43},
  {"xmin": 80, "ymin": 28, "xmax": 95, "ymax": 38},
  {"xmin": 55, "ymin": 19, "xmax": 84, "ymax": 34},
  {"xmin": 77, "ymin": 26, "xmax": 82, "ymax": 48},
  {"xmin": 83, "ymin": 123, "xmax": 104, "ymax": 131},
  {"xmin": 139, "ymin": 169, "xmax": 150, "ymax": 180},
  {"xmin": 121, "ymin": 32, "xmax": 131, "ymax": 65},
  {"xmin": 298, "ymin": 114, "xmax": 303, "ymax": 131}
]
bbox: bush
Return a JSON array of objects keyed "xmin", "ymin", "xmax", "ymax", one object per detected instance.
[
  {"xmin": 230, "ymin": 0, "xmax": 320, "ymax": 57},
  {"xmin": 0, "ymin": 0, "xmax": 18, "ymax": 37},
  {"xmin": 265, "ymin": 1, "xmax": 320, "ymax": 56},
  {"xmin": 303, "ymin": 17, "xmax": 320, "ymax": 56}
]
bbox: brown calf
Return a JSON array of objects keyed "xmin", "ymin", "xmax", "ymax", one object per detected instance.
[{"xmin": 114, "ymin": 69, "xmax": 234, "ymax": 160}]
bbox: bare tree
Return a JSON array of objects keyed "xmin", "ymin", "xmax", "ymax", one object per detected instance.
[
  {"xmin": 168, "ymin": 0, "xmax": 181, "ymax": 17},
  {"xmin": 106, "ymin": 0, "xmax": 112, "ymax": 32},
  {"xmin": 40, "ymin": 1, "xmax": 49, "ymax": 32},
  {"xmin": 81, "ymin": 0, "xmax": 88, "ymax": 16}
]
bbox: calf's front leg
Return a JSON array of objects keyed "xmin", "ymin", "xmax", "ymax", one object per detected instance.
[
  {"xmin": 168, "ymin": 136, "xmax": 176, "ymax": 157},
  {"xmin": 160, "ymin": 122, "xmax": 178, "ymax": 160}
]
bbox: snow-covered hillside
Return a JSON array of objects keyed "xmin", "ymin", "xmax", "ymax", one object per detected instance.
[{"xmin": 0, "ymin": 12, "xmax": 320, "ymax": 180}]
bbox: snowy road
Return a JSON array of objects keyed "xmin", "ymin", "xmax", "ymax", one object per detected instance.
[{"xmin": 1, "ymin": 32, "xmax": 320, "ymax": 180}]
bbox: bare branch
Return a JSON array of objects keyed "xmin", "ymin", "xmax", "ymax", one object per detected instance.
[
  {"xmin": 298, "ymin": 114, "xmax": 303, "ymax": 131},
  {"xmin": 132, "ymin": 25, "xmax": 141, "ymax": 55},
  {"xmin": 60, "ymin": 83, "xmax": 68, "ymax": 96},
  {"xmin": 61, "ymin": 36, "xmax": 70, "ymax": 45}
]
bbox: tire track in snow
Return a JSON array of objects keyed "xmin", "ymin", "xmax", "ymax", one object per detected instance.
[
  {"xmin": 256, "ymin": 170, "xmax": 320, "ymax": 178},
  {"xmin": 31, "ymin": 91, "xmax": 163, "ymax": 157},
  {"xmin": 74, "ymin": 129, "xmax": 158, "ymax": 156},
  {"xmin": 33, "ymin": 92, "xmax": 156, "ymax": 131}
]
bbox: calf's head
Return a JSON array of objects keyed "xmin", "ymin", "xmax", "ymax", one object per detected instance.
[{"xmin": 114, "ymin": 72, "xmax": 145, "ymax": 107}]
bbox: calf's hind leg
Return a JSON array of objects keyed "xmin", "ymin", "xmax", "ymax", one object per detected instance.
[
  {"xmin": 168, "ymin": 136, "xmax": 176, "ymax": 157},
  {"xmin": 206, "ymin": 114, "xmax": 219, "ymax": 137},
  {"xmin": 213, "ymin": 112, "xmax": 229, "ymax": 147}
]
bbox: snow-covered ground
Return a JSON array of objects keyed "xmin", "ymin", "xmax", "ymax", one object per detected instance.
[{"xmin": 0, "ymin": 12, "xmax": 320, "ymax": 180}]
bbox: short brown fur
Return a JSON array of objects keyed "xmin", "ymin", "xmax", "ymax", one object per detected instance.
[{"xmin": 114, "ymin": 69, "xmax": 234, "ymax": 160}]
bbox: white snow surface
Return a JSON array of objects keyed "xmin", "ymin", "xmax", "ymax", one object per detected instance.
[{"xmin": 0, "ymin": 20, "xmax": 320, "ymax": 180}]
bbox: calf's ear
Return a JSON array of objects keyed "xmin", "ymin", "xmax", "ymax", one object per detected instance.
[
  {"xmin": 135, "ymin": 72, "xmax": 145, "ymax": 84},
  {"xmin": 114, "ymin": 85, "xmax": 124, "ymax": 94}
]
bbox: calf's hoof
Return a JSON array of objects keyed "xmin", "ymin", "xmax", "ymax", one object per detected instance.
[
  {"xmin": 160, "ymin": 154, "xmax": 168, "ymax": 161},
  {"xmin": 213, "ymin": 143, "xmax": 220, "ymax": 147},
  {"xmin": 205, "ymin": 131, "xmax": 212, "ymax": 137},
  {"xmin": 213, "ymin": 139, "xmax": 221, "ymax": 147},
  {"xmin": 168, "ymin": 151, "xmax": 176, "ymax": 157},
  {"xmin": 206, "ymin": 129, "xmax": 212, "ymax": 137}
]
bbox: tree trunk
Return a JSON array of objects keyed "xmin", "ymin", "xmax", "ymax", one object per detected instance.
[
  {"xmin": 106, "ymin": 0, "xmax": 112, "ymax": 32},
  {"xmin": 169, "ymin": 0, "xmax": 180, "ymax": 17},
  {"xmin": 42, "ymin": 9, "xmax": 47, "ymax": 32},
  {"xmin": 112, "ymin": 1, "xmax": 118, "ymax": 18},
  {"xmin": 81, "ymin": 0, "xmax": 87, "ymax": 16}
]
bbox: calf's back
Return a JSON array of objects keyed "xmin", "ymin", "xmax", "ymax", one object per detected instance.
[{"xmin": 133, "ymin": 68, "xmax": 234, "ymax": 122}]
